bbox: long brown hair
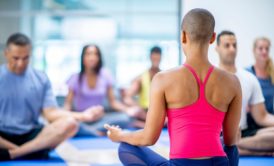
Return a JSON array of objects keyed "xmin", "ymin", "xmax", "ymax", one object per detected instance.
[
  {"xmin": 79, "ymin": 44, "xmax": 103, "ymax": 84},
  {"xmin": 254, "ymin": 37, "xmax": 273, "ymax": 84}
]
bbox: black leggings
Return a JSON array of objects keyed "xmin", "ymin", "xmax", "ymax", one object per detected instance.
[{"xmin": 0, "ymin": 127, "xmax": 50, "ymax": 161}]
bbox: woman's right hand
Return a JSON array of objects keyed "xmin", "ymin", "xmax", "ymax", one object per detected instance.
[{"xmin": 104, "ymin": 124, "xmax": 124, "ymax": 142}]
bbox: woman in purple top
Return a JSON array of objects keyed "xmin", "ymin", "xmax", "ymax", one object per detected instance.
[{"xmin": 64, "ymin": 44, "xmax": 133, "ymax": 136}]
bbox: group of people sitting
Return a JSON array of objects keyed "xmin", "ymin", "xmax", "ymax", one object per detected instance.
[
  {"xmin": 0, "ymin": 31, "xmax": 162, "ymax": 161},
  {"xmin": 0, "ymin": 8, "xmax": 274, "ymax": 166}
]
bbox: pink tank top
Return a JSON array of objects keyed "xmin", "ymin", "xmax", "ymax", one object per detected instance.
[{"xmin": 167, "ymin": 64, "xmax": 226, "ymax": 159}]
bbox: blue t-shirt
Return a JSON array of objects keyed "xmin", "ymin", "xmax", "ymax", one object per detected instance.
[
  {"xmin": 0, "ymin": 65, "xmax": 57, "ymax": 134},
  {"xmin": 247, "ymin": 66, "xmax": 274, "ymax": 114}
]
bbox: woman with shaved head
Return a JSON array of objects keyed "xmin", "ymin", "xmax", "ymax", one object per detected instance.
[{"xmin": 105, "ymin": 8, "xmax": 241, "ymax": 166}]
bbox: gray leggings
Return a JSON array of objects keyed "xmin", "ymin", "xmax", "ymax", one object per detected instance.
[{"xmin": 75, "ymin": 112, "xmax": 131, "ymax": 137}]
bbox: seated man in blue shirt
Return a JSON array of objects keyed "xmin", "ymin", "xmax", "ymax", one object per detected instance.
[{"xmin": 0, "ymin": 33, "xmax": 104, "ymax": 160}]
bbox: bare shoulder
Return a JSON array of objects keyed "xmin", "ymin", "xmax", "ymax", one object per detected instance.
[
  {"xmin": 133, "ymin": 75, "xmax": 142, "ymax": 83},
  {"xmin": 213, "ymin": 68, "xmax": 241, "ymax": 91},
  {"xmin": 153, "ymin": 67, "xmax": 181, "ymax": 79},
  {"xmin": 130, "ymin": 72, "xmax": 144, "ymax": 84},
  {"xmin": 150, "ymin": 67, "xmax": 180, "ymax": 89}
]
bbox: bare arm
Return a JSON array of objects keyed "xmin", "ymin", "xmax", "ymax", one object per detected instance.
[
  {"xmin": 123, "ymin": 77, "xmax": 142, "ymax": 106},
  {"xmin": 107, "ymin": 86, "xmax": 129, "ymax": 112},
  {"xmin": 105, "ymin": 73, "xmax": 166, "ymax": 146},
  {"xmin": 127, "ymin": 77, "xmax": 142, "ymax": 96},
  {"xmin": 63, "ymin": 89, "xmax": 74, "ymax": 111},
  {"xmin": 223, "ymin": 77, "xmax": 242, "ymax": 146},
  {"xmin": 250, "ymin": 103, "xmax": 274, "ymax": 127},
  {"xmin": 42, "ymin": 106, "xmax": 104, "ymax": 123},
  {"xmin": 43, "ymin": 107, "xmax": 78, "ymax": 123}
]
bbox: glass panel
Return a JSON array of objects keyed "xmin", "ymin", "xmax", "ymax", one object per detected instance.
[{"xmin": 0, "ymin": 0, "xmax": 180, "ymax": 96}]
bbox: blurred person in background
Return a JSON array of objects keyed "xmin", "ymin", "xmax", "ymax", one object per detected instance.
[
  {"xmin": 123, "ymin": 46, "xmax": 162, "ymax": 128},
  {"xmin": 64, "ymin": 44, "xmax": 137, "ymax": 136},
  {"xmin": 216, "ymin": 31, "xmax": 274, "ymax": 156},
  {"xmin": 0, "ymin": 33, "xmax": 101, "ymax": 161}
]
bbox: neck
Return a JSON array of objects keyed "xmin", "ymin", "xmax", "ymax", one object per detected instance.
[
  {"xmin": 6, "ymin": 64, "xmax": 26, "ymax": 75},
  {"xmin": 150, "ymin": 67, "xmax": 160, "ymax": 72},
  {"xmin": 254, "ymin": 60, "xmax": 269, "ymax": 78},
  {"xmin": 254, "ymin": 60, "xmax": 267, "ymax": 71},
  {"xmin": 6, "ymin": 63, "xmax": 13, "ymax": 72},
  {"xmin": 85, "ymin": 69, "xmax": 96, "ymax": 76},
  {"xmin": 219, "ymin": 62, "xmax": 237, "ymax": 73},
  {"xmin": 184, "ymin": 43, "xmax": 211, "ymax": 68}
]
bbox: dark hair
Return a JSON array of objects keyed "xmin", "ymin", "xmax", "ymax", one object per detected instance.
[
  {"xmin": 217, "ymin": 30, "xmax": 235, "ymax": 45},
  {"xmin": 182, "ymin": 8, "xmax": 215, "ymax": 44},
  {"xmin": 6, "ymin": 32, "xmax": 31, "ymax": 47},
  {"xmin": 79, "ymin": 44, "xmax": 103, "ymax": 83},
  {"xmin": 150, "ymin": 46, "xmax": 162, "ymax": 55}
]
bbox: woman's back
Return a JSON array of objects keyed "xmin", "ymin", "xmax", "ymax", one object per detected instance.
[
  {"xmin": 162, "ymin": 63, "xmax": 239, "ymax": 158},
  {"xmin": 164, "ymin": 65, "xmax": 236, "ymax": 113}
]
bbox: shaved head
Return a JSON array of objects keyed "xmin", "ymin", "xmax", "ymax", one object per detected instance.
[{"xmin": 182, "ymin": 8, "xmax": 215, "ymax": 44}]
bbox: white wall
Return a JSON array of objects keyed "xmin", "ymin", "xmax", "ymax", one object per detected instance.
[{"xmin": 182, "ymin": 0, "xmax": 274, "ymax": 68}]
